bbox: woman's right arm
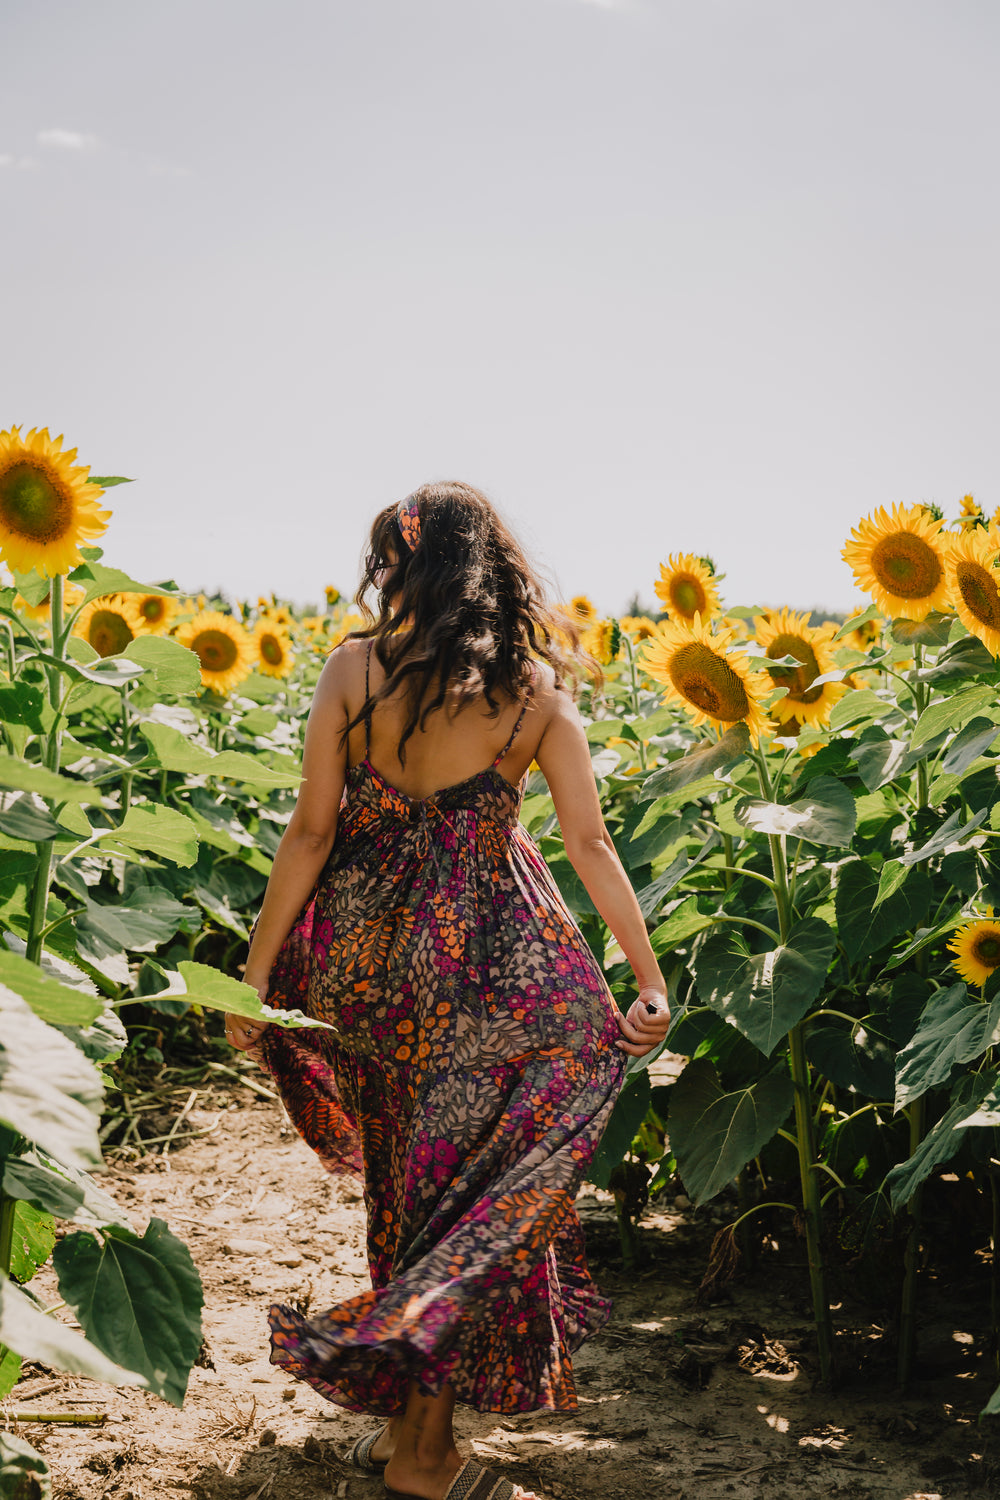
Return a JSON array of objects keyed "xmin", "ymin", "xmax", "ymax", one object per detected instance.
[{"xmin": 534, "ymin": 687, "xmax": 670, "ymax": 1056}]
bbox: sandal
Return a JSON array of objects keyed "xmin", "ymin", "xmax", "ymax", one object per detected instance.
[
  {"xmin": 347, "ymin": 1427, "xmax": 389, "ymax": 1473},
  {"xmin": 384, "ymin": 1457, "xmax": 519, "ymax": 1500}
]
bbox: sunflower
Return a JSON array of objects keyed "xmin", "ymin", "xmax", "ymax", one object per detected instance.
[
  {"xmin": 261, "ymin": 604, "xmax": 293, "ymax": 627},
  {"xmin": 752, "ymin": 608, "xmax": 847, "ymax": 728},
  {"xmin": 619, "ymin": 614, "xmax": 658, "ymax": 642},
  {"xmin": 0, "ymin": 426, "xmax": 112, "ymax": 578},
  {"xmin": 175, "ymin": 610, "xmax": 255, "ymax": 694},
  {"xmin": 74, "ymin": 593, "xmax": 143, "ymax": 658},
  {"xmin": 948, "ymin": 911, "xmax": 1000, "ymax": 989},
  {"xmin": 641, "ymin": 613, "xmax": 773, "ymax": 746},
  {"xmin": 958, "ymin": 493, "xmax": 984, "ymax": 530},
  {"xmin": 567, "ymin": 594, "xmax": 597, "ymax": 624},
  {"xmin": 842, "ymin": 503, "xmax": 953, "ymax": 621},
  {"xmin": 131, "ymin": 593, "xmax": 179, "ymax": 635},
  {"xmin": 582, "ymin": 618, "xmax": 621, "ymax": 665},
  {"xmin": 946, "ymin": 528, "xmax": 1000, "ymax": 656},
  {"xmin": 324, "ymin": 585, "xmax": 341, "ymax": 607},
  {"xmin": 654, "ymin": 553, "xmax": 721, "ymax": 624},
  {"xmin": 253, "ymin": 619, "xmax": 295, "ymax": 679}
]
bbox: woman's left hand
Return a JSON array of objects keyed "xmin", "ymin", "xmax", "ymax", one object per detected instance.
[
  {"xmin": 223, "ymin": 1013, "xmax": 271, "ymax": 1051},
  {"xmin": 615, "ymin": 989, "xmax": 671, "ymax": 1057}
]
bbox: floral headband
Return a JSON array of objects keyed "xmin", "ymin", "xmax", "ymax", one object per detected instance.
[{"xmin": 396, "ymin": 494, "xmax": 422, "ymax": 552}]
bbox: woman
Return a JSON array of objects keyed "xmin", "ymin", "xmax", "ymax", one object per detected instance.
[{"xmin": 225, "ymin": 483, "xmax": 670, "ymax": 1500}]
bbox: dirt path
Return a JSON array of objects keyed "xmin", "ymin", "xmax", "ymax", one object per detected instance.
[{"xmin": 6, "ymin": 1086, "xmax": 999, "ymax": 1500}]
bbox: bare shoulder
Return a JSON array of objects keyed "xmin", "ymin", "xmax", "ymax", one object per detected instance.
[
  {"xmin": 529, "ymin": 662, "xmax": 581, "ymax": 726},
  {"xmin": 317, "ymin": 637, "xmax": 368, "ymax": 695}
]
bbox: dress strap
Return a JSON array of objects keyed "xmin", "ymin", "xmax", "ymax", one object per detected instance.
[
  {"xmin": 364, "ymin": 642, "xmax": 373, "ymax": 756},
  {"xmin": 491, "ymin": 679, "xmax": 533, "ymax": 768}
]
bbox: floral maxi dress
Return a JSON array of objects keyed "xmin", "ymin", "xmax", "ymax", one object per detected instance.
[{"xmin": 257, "ymin": 684, "xmax": 627, "ymax": 1416}]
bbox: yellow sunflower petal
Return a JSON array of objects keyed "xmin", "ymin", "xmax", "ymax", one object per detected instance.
[
  {"xmin": 752, "ymin": 608, "xmax": 848, "ymax": 728},
  {"xmin": 948, "ymin": 912, "xmax": 1000, "ymax": 989},
  {"xmin": 73, "ymin": 593, "xmax": 143, "ymax": 658},
  {"xmin": 842, "ymin": 502, "xmax": 953, "ymax": 621},
  {"xmin": 946, "ymin": 528, "xmax": 1000, "ymax": 657},
  {"xmin": 0, "ymin": 426, "xmax": 112, "ymax": 578},
  {"xmin": 129, "ymin": 593, "xmax": 179, "ymax": 635},
  {"xmin": 174, "ymin": 610, "xmax": 256, "ymax": 694},
  {"xmin": 253, "ymin": 619, "xmax": 295, "ymax": 679},
  {"xmin": 640, "ymin": 612, "xmax": 773, "ymax": 746},
  {"xmin": 653, "ymin": 553, "xmax": 721, "ymax": 623}
]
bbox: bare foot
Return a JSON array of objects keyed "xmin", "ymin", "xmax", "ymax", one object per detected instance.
[
  {"xmin": 383, "ymin": 1446, "xmax": 463, "ymax": 1499},
  {"xmin": 369, "ymin": 1418, "xmax": 400, "ymax": 1466}
]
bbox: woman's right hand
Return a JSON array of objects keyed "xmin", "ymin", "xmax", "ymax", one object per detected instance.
[
  {"xmin": 615, "ymin": 986, "xmax": 671, "ymax": 1058},
  {"xmin": 224, "ymin": 1012, "xmax": 271, "ymax": 1051}
]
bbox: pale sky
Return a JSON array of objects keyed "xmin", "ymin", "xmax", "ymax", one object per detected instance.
[{"xmin": 3, "ymin": 0, "xmax": 998, "ymax": 616}]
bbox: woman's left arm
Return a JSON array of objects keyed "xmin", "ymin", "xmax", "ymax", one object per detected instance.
[{"xmin": 225, "ymin": 648, "xmax": 353, "ymax": 1048}]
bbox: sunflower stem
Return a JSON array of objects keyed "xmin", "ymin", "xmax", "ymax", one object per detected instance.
[
  {"xmin": 1, "ymin": 617, "xmax": 16, "ymax": 682},
  {"xmin": 623, "ymin": 635, "xmax": 648, "ymax": 771},
  {"xmin": 119, "ymin": 684, "xmax": 135, "ymax": 814},
  {"xmin": 898, "ymin": 1094, "xmax": 927, "ymax": 1388},
  {"xmin": 26, "ymin": 574, "xmax": 66, "ymax": 965},
  {"xmin": 709, "ymin": 912, "xmax": 782, "ymax": 945},
  {"xmin": 754, "ymin": 746, "xmax": 834, "ymax": 1385}
]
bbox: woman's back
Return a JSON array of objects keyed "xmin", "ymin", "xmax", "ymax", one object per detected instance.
[{"xmin": 344, "ymin": 639, "xmax": 544, "ymax": 803}]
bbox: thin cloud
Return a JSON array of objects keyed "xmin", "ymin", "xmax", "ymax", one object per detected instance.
[{"xmin": 38, "ymin": 128, "xmax": 98, "ymax": 151}]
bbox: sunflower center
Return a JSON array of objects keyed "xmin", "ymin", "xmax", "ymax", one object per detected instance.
[
  {"xmin": 955, "ymin": 559, "xmax": 1000, "ymax": 630},
  {"xmin": 260, "ymin": 633, "xmax": 284, "ymax": 665},
  {"xmin": 669, "ymin": 642, "xmax": 750, "ymax": 721},
  {"xmin": 870, "ymin": 531, "xmax": 942, "ymax": 600},
  {"xmin": 767, "ymin": 631, "xmax": 822, "ymax": 703},
  {"xmin": 87, "ymin": 609, "xmax": 135, "ymax": 658},
  {"xmin": 670, "ymin": 576, "xmax": 706, "ymax": 618},
  {"xmin": 140, "ymin": 597, "xmax": 167, "ymax": 624},
  {"xmin": 0, "ymin": 462, "xmax": 73, "ymax": 543},
  {"xmin": 194, "ymin": 629, "xmax": 239, "ymax": 673},
  {"xmin": 972, "ymin": 933, "xmax": 1000, "ymax": 968}
]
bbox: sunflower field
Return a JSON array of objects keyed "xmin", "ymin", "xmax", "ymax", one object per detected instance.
[{"xmin": 3, "ymin": 425, "xmax": 1000, "ymax": 1488}]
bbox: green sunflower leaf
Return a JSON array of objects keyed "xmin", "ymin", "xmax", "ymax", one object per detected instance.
[
  {"xmin": 9, "ymin": 1201, "xmax": 55, "ymax": 1284},
  {"xmin": 832, "ymin": 604, "xmax": 881, "ymax": 641},
  {"xmin": 910, "ymin": 686, "xmax": 997, "ymax": 749},
  {"xmin": 734, "ymin": 775, "xmax": 856, "ymax": 848},
  {"xmin": 53, "ymin": 1217, "xmax": 202, "ymax": 1407},
  {"xmin": 668, "ymin": 1058, "xmax": 794, "ymax": 1206},
  {"xmin": 174, "ymin": 960, "xmax": 334, "ymax": 1030},
  {"xmin": 939, "ymin": 717, "xmax": 1000, "ymax": 776},
  {"xmin": 0, "ymin": 753, "xmax": 101, "ymax": 806},
  {"xmin": 691, "ymin": 917, "xmax": 837, "ymax": 1057},
  {"xmin": 894, "ymin": 983, "xmax": 1000, "ymax": 1109},
  {"xmin": 640, "ymin": 723, "xmax": 750, "ymax": 801},
  {"xmin": 0, "ymin": 1276, "xmax": 146, "ymax": 1390},
  {"xmin": 890, "ymin": 612, "xmax": 955, "ymax": 648},
  {"xmin": 0, "ymin": 988, "xmax": 104, "ymax": 1172},
  {"xmin": 122, "ymin": 635, "xmax": 201, "ymax": 696},
  {"xmin": 887, "ymin": 1069, "xmax": 999, "ymax": 1210},
  {"xmin": 95, "ymin": 804, "xmax": 199, "ymax": 867},
  {"xmin": 896, "ymin": 806, "xmax": 989, "ymax": 867},
  {"xmin": 835, "ymin": 860, "xmax": 932, "ymax": 962},
  {"xmin": 67, "ymin": 561, "xmax": 178, "ymax": 606}
]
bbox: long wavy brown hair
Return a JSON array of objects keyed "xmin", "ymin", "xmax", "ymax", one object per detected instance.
[{"xmin": 344, "ymin": 481, "xmax": 594, "ymax": 762}]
